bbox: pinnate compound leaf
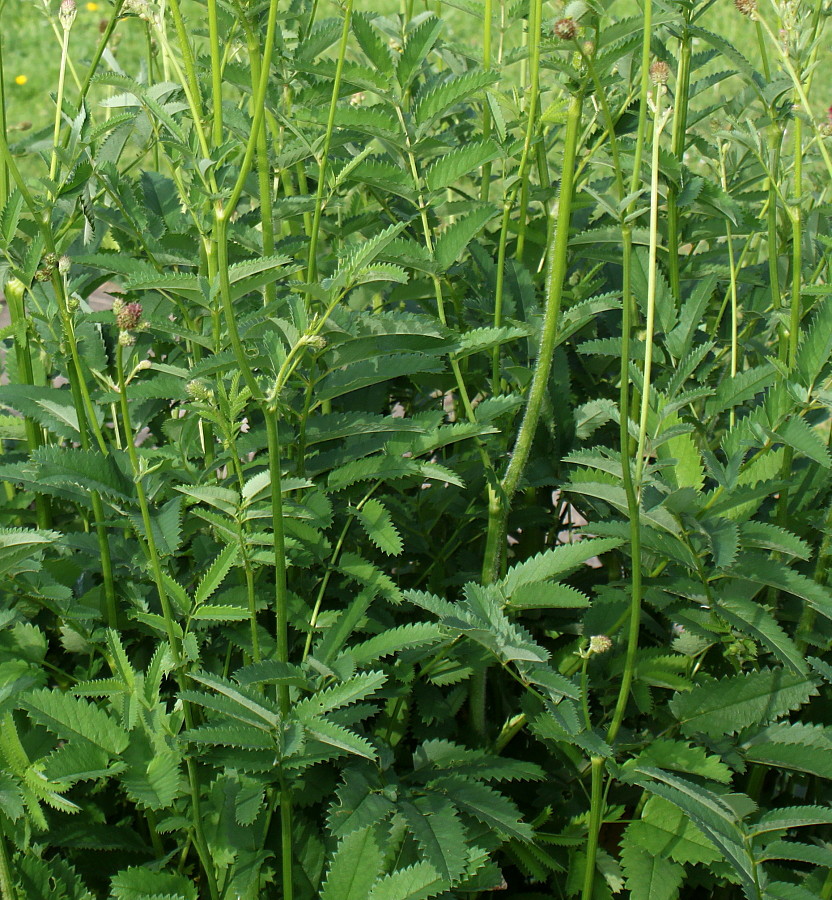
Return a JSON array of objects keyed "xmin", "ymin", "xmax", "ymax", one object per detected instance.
[
  {"xmin": 188, "ymin": 673, "xmax": 280, "ymax": 729},
  {"xmin": 414, "ymin": 70, "xmax": 498, "ymax": 134},
  {"xmin": 194, "ymin": 543, "xmax": 240, "ymax": 605},
  {"xmin": 501, "ymin": 538, "xmax": 623, "ymax": 596},
  {"xmin": 368, "ymin": 862, "xmax": 448, "ymax": 900},
  {"xmin": 352, "ymin": 12, "xmax": 394, "ymax": 74},
  {"xmin": 705, "ymin": 364, "xmax": 775, "ymax": 418},
  {"xmin": 396, "ymin": 15, "xmax": 443, "ymax": 89},
  {"xmin": 321, "ymin": 826, "xmax": 384, "ymax": 900},
  {"xmin": 399, "ymin": 796, "xmax": 468, "ymax": 882},
  {"xmin": 795, "ymin": 297, "xmax": 832, "ymax": 388},
  {"xmin": 110, "ymin": 867, "xmax": 196, "ymax": 900},
  {"xmin": 434, "ymin": 205, "xmax": 498, "ymax": 270},
  {"xmin": 670, "ymin": 667, "xmax": 817, "ymax": 738},
  {"xmin": 0, "ymin": 528, "xmax": 61, "ymax": 578},
  {"xmin": 21, "ymin": 689, "xmax": 128, "ymax": 755},
  {"xmin": 434, "ymin": 778, "xmax": 532, "ymax": 841},
  {"xmin": 714, "ymin": 595, "xmax": 807, "ymax": 674},
  {"xmin": 624, "ymin": 795, "xmax": 721, "ymax": 866},
  {"xmin": 294, "ymin": 671, "xmax": 387, "ymax": 718},
  {"xmin": 425, "ymin": 141, "xmax": 500, "ymax": 192},
  {"xmin": 751, "ymin": 805, "xmax": 832, "ymax": 836},
  {"xmin": 632, "ymin": 769, "xmax": 757, "ymax": 898},
  {"xmin": 771, "ymin": 415, "xmax": 831, "ymax": 467},
  {"xmin": 357, "ymin": 498, "xmax": 403, "ymax": 556},
  {"xmin": 743, "ymin": 722, "xmax": 832, "ymax": 778},
  {"xmin": 350, "ymin": 623, "xmax": 446, "ymax": 664},
  {"xmin": 619, "ymin": 838, "xmax": 684, "ymax": 900},
  {"xmin": 303, "ymin": 718, "xmax": 377, "ymax": 760}
]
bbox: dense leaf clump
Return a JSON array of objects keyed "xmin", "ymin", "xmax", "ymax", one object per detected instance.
[{"xmin": 1, "ymin": 0, "xmax": 832, "ymax": 896}]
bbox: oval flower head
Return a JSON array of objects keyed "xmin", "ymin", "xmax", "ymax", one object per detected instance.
[{"xmin": 14, "ymin": 75, "xmax": 28, "ymax": 86}]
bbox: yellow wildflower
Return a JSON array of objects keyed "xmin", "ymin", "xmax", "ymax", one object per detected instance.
[
  {"xmin": 86, "ymin": 2, "xmax": 99, "ymax": 9},
  {"xmin": 14, "ymin": 75, "xmax": 28, "ymax": 86}
]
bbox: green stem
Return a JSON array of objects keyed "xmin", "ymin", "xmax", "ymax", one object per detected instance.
[
  {"xmin": 78, "ymin": 0, "xmax": 127, "ymax": 103},
  {"xmin": 0, "ymin": 36, "xmax": 8, "ymax": 206},
  {"xmin": 164, "ymin": 0, "xmax": 214, "ymax": 167},
  {"xmin": 788, "ymin": 118, "xmax": 802, "ymax": 367},
  {"xmin": 0, "ymin": 134, "xmax": 117, "ymax": 619},
  {"xmin": 795, "ymin": 494, "xmax": 832, "ymax": 651},
  {"xmin": 0, "ymin": 825, "xmax": 15, "ymax": 900},
  {"xmin": 580, "ymin": 757, "xmax": 605, "ymax": 900},
  {"xmin": 482, "ymin": 87, "xmax": 584, "ymax": 584},
  {"xmin": 4, "ymin": 279, "xmax": 51, "ymax": 529},
  {"xmin": 634, "ymin": 83, "xmax": 668, "ymax": 486},
  {"xmin": 243, "ymin": 21, "xmax": 277, "ymax": 307},
  {"xmin": 306, "ymin": 0, "xmax": 354, "ymax": 294},
  {"xmin": 666, "ymin": 17, "xmax": 691, "ymax": 303},
  {"xmin": 480, "ymin": 0, "xmax": 493, "ymax": 201},
  {"xmin": 117, "ymin": 343, "xmax": 180, "ymax": 658},
  {"xmin": 49, "ymin": 18, "xmax": 72, "ymax": 190},
  {"xmin": 490, "ymin": 197, "xmax": 512, "ymax": 394},
  {"xmin": 514, "ymin": 0, "xmax": 542, "ymax": 262},
  {"xmin": 117, "ymin": 343, "xmax": 220, "ymax": 900},
  {"xmin": 207, "ymin": 0, "xmax": 224, "ymax": 148},
  {"xmin": 628, "ymin": 0, "xmax": 653, "ymax": 202},
  {"xmin": 719, "ymin": 144, "xmax": 740, "ymax": 429}
]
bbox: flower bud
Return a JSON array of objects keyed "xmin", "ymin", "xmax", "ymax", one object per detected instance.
[
  {"xmin": 300, "ymin": 334, "xmax": 327, "ymax": 351},
  {"xmin": 118, "ymin": 330, "xmax": 136, "ymax": 347},
  {"xmin": 650, "ymin": 60, "xmax": 670, "ymax": 85},
  {"xmin": 553, "ymin": 17, "xmax": 578, "ymax": 41},
  {"xmin": 185, "ymin": 379, "xmax": 214, "ymax": 403},
  {"xmin": 734, "ymin": 0, "xmax": 756, "ymax": 16},
  {"xmin": 58, "ymin": 255, "xmax": 71, "ymax": 276},
  {"xmin": 59, "ymin": 0, "xmax": 77, "ymax": 30},
  {"xmin": 588, "ymin": 634, "xmax": 613, "ymax": 655},
  {"xmin": 115, "ymin": 301, "xmax": 143, "ymax": 331}
]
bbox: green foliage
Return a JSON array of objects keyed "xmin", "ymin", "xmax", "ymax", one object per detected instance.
[{"xmin": 2, "ymin": 0, "xmax": 832, "ymax": 897}]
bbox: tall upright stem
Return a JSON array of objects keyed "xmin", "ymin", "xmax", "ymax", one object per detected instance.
[
  {"xmin": 514, "ymin": 0, "xmax": 542, "ymax": 261},
  {"xmin": 49, "ymin": 17, "xmax": 72, "ymax": 189},
  {"xmin": 482, "ymin": 88, "xmax": 584, "ymax": 584},
  {"xmin": 634, "ymin": 84, "xmax": 668, "ymax": 486},
  {"xmin": 207, "ymin": 0, "xmax": 224, "ymax": 148},
  {"xmin": 666, "ymin": 16, "xmax": 691, "ymax": 303},
  {"xmin": 307, "ymin": 0, "xmax": 354, "ymax": 292},
  {"xmin": 117, "ymin": 343, "xmax": 219, "ymax": 900},
  {"xmin": 480, "ymin": 0, "xmax": 493, "ymax": 201}
]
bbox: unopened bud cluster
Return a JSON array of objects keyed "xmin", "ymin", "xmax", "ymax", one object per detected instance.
[
  {"xmin": 579, "ymin": 634, "xmax": 613, "ymax": 658},
  {"xmin": 59, "ymin": 0, "xmax": 77, "ymax": 30},
  {"xmin": 553, "ymin": 18, "xmax": 578, "ymax": 41},
  {"xmin": 112, "ymin": 298, "xmax": 145, "ymax": 346},
  {"xmin": 650, "ymin": 60, "xmax": 670, "ymax": 85},
  {"xmin": 35, "ymin": 252, "xmax": 59, "ymax": 282},
  {"xmin": 185, "ymin": 380, "xmax": 215, "ymax": 403},
  {"xmin": 734, "ymin": 0, "xmax": 756, "ymax": 17},
  {"xmin": 821, "ymin": 106, "xmax": 832, "ymax": 138}
]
